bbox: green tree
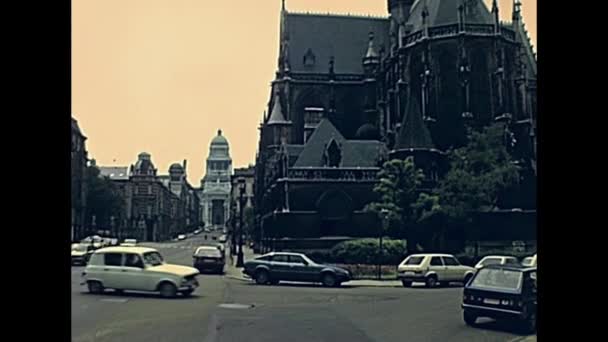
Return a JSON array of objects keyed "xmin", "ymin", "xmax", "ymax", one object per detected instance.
[
  {"xmin": 85, "ymin": 166, "xmax": 125, "ymax": 233},
  {"xmin": 415, "ymin": 123, "xmax": 521, "ymax": 249},
  {"xmin": 364, "ymin": 157, "xmax": 425, "ymax": 252}
]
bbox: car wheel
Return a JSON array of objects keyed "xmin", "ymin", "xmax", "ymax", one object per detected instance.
[
  {"xmin": 322, "ymin": 273, "xmax": 337, "ymax": 287},
  {"xmin": 401, "ymin": 280, "xmax": 412, "ymax": 287},
  {"xmin": 87, "ymin": 281, "xmax": 104, "ymax": 294},
  {"xmin": 255, "ymin": 270, "xmax": 269, "ymax": 285},
  {"xmin": 463, "ymin": 273, "xmax": 473, "ymax": 285},
  {"xmin": 181, "ymin": 289, "xmax": 194, "ymax": 297},
  {"xmin": 159, "ymin": 282, "xmax": 177, "ymax": 298},
  {"xmin": 463, "ymin": 309, "xmax": 477, "ymax": 326},
  {"xmin": 425, "ymin": 275, "xmax": 438, "ymax": 288}
]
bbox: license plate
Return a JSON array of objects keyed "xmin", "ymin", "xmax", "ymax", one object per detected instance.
[{"xmin": 483, "ymin": 298, "xmax": 500, "ymax": 305}]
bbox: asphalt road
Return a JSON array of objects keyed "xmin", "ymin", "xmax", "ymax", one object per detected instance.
[{"xmin": 72, "ymin": 233, "xmax": 534, "ymax": 342}]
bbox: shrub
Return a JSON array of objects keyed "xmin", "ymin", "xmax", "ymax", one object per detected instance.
[{"xmin": 330, "ymin": 238, "xmax": 407, "ymax": 265}]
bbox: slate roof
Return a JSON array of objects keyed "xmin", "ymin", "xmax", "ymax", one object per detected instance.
[
  {"xmin": 293, "ymin": 119, "xmax": 385, "ymax": 167},
  {"xmin": 99, "ymin": 166, "xmax": 129, "ymax": 180},
  {"xmin": 267, "ymin": 94, "xmax": 290, "ymax": 125},
  {"xmin": 407, "ymin": 0, "xmax": 493, "ymax": 32},
  {"xmin": 284, "ymin": 12, "xmax": 389, "ymax": 75},
  {"xmin": 394, "ymin": 95, "xmax": 434, "ymax": 150}
]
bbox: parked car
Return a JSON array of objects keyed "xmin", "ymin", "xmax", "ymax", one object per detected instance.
[
  {"xmin": 243, "ymin": 252, "xmax": 351, "ymax": 287},
  {"xmin": 475, "ymin": 255, "xmax": 520, "ymax": 270},
  {"xmin": 193, "ymin": 246, "xmax": 225, "ymax": 274},
  {"xmin": 397, "ymin": 254, "xmax": 476, "ymax": 288},
  {"xmin": 71, "ymin": 243, "xmax": 93, "ymax": 266},
  {"xmin": 521, "ymin": 254, "xmax": 537, "ymax": 267},
  {"xmin": 462, "ymin": 265, "xmax": 537, "ymax": 333},
  {"xmin": 81, "ymin": 235, "xmax": 104, "ymax": 249},
  {"xmin": 178, "ymin": 234, "xmax": 187, "ymax": 241},
  {"xmin": 194, "ymin": 229, "xmax": 202, "ymax": 235},
  {"xmin": 121, "ymin": 239, "xmax": 137, "ymax": 247},
  {"xmin": 81, "ymin": 246, "xmax": 200, "ymax": 298},
  {"xmin": 218, "ymin": 235, "xmax": 227, "ymax": 243}
]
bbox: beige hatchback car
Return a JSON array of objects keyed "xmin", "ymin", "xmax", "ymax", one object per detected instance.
[
  {"xmin": 397, "ymin": 254, "xmax": 476, "ymax": 288},
  {"xmin": 82, "ymin": 246, "xmax": 200, "ymax": 298}
]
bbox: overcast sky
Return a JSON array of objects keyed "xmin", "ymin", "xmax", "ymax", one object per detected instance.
[{"xmin": 72, "ymin": 0, "xmax": 536, "ymax": 184}]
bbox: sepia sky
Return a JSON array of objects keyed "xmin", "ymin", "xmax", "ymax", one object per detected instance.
[{"xmin": 72, "ymin": 0, "xmax": 536, "ymax": 184}]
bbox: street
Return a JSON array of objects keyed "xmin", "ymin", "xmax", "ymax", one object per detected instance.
[{"xmin": 72, "ymin": 234, "xmax": 534, "ymax": 342}]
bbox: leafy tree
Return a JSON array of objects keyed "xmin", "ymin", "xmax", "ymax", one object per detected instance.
[
  {"xmin": 85, "ymin": 166, "xmax": 125, "ymax": 233},
  {"xmin": 364, "ymin": 157, "xmax": 425, "ymax": 251},
  {"xmin": 414, "ymin": 123, "xmax": 521, "ymax": 250}
]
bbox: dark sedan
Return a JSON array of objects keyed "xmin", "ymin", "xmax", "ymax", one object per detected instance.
[
  {"xmin": 462, "ymin": 265, "xmax": 537, "ymax": 333},
  {"xmin": 243, "ymin": 252, "xmax": 351, "ymax": 287},
  {"xmin": 193, "ymin": 246, "xmax": 225, "ymax": 274}
]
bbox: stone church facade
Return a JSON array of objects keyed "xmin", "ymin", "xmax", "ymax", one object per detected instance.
[{"xmin": 254, "ymin": 0, "xmax": 537, "ymax": 251}]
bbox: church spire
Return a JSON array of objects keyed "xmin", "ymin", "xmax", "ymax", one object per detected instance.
[
  {"xmin": 512, "ymin": 0, "xmax": 522, "ymax": 22},
  {"xmin": 492, "ymin": 0, "xmax": 500, "ymax": 33}
]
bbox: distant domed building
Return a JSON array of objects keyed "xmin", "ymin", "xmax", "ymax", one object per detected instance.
[{"xmin": 200, "ymin": 130, "xmax": 232, "ymax": 229}]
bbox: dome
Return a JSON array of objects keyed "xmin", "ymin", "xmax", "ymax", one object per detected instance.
[
  {"xmin": 211, "ymin": 129, "xmax": 229, "ymax": 146},
  {"xmin": 134, "ymin": 152, "xmax": 156, "ymax": 175},
  {"xmin": 169, "ymin": 163, "xmax": 184, "ymax": 174},
  {"xmin": 355, "ymin": 123, "xmax": 380, "ymax": 140}
]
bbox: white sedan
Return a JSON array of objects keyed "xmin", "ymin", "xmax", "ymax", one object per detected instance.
[{"xmin": 178, "ymin": 234, "xmax": 187, "ymax": 241}]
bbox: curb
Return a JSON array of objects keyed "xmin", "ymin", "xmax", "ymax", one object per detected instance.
[{"xmin": 222, "ymin": 274, "xmax": 404, "ymax": 288}]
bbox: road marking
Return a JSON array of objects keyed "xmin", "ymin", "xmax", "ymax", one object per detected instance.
[
  {"xmin": 218, "ymin": 303, "xmax": 254, "ymax": 309},
  {"xmin": 100, "ymin": 298, "xmax": 129, "ymax": 303}
]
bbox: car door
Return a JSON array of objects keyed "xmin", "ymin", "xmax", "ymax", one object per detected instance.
[
  {"xmin": 121, "ymin": 253, "xmax": 147, "ymax": 291},
  {"xmin": 429, "ymin": 256, "xmax": 447, "ymax": 281},
  {"xmin": 269, "ymin": 254, "xmax": 292, "ymax": 281},
  {"xmin": 441, "ymin": 256, "xmax": 462, "ymax": 281},
  {"xmin": 288, "ymin": 255, "xmax": 313, "ymax": 282},
  {"xmin": 101, "ymin": 252, "xmax": 125, "ymax": 289}
]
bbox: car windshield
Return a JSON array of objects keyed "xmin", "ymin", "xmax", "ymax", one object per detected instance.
[
  {"xmin": 143, "ymin": 252, "xmax": 164, "ymax": 266},
  {"xmin": 404, "ymin": 256, "xmax": 424, "ymax": 265},
  {"xmin": 471, "ymin": 268, "xmax": 523, "ymax": 291}
]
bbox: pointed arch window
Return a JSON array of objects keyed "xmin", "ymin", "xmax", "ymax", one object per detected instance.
[
  {"xmin": 303, "ymin": 48, "xmax": 316, "ymax": 67},
  {"xmin": 324, "ymin": 139, "xmax": 342, "ymax": 167}
]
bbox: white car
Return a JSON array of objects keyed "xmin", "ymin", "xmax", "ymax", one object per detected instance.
[
  {"xmin": 218, "ymin": 235, "xmax": 227, "ymax": 243},
  {"xmin": 397, "ymin": 254, "xmax": 476, "ymax": 288},
  {"xmin": 474, "ymin": 255, "xmax": 520, "ymax": 270},
  {"xmin": 121, "ymin": 239, "xmax": 137, "ymax": 247},
  {"xmin": 521, "ymin": 254, "xmax": 537, "ymax": 267},
  {"xmin": 82, "ymin": 246, "xmax": 200, "ymax": 298},
  {"xmin": 178, "ymin": 234, "xmax": 187, "ymax": 241},
  {"xmin": 71, "ymin": 244, "xmax": 91, "ymax": 266}
]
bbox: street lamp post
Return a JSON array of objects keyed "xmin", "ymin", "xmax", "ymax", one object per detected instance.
[
  {"xmin": 378, "ymin": 209, "xmax": 390, "ymax": 280},
  {"xmin": 236, "ymin": 178, "xmax": 246, "ymax": 267}
]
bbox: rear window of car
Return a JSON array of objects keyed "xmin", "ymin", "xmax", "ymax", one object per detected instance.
[
  {"xmin": 104, "ymin": 253, "xmax": 123, "ymax": 266},
  {"xmin": 195, "ymin": 248, "xmax": 221, "ymax": 257},
  {"xmin": 471, "ymin": 268, "xmax": 523, "ymax": 290},
  {"xmin": 403, "ymin": 256, "xmax": 424, "ymax": 265}
]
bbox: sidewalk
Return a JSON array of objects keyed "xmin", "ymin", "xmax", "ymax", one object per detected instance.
[{"xmin": 223, "ymin": 247, "xmax": 404, "ymax": 288}]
